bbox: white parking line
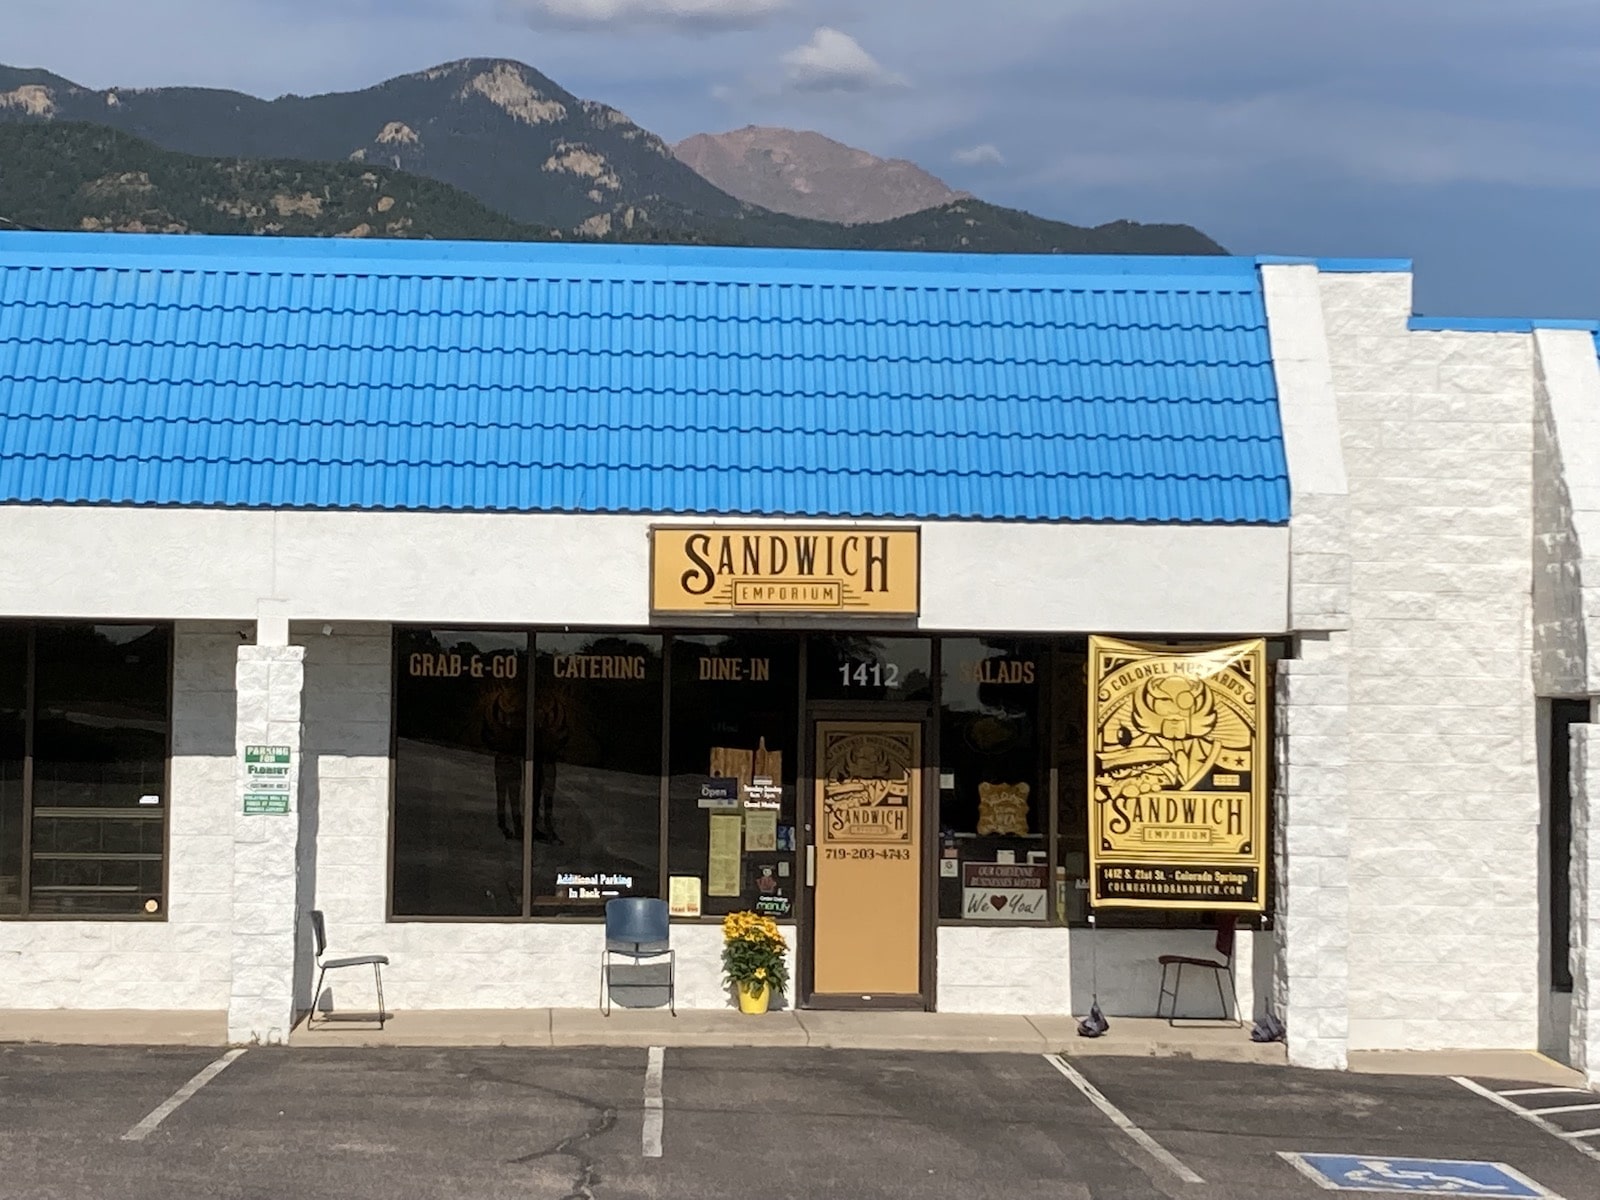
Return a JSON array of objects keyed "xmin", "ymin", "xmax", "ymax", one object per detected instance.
[
  {"xmin": 1529, "ymin": 1103, "xmax": 1600, "ymax": 1116},
  {"xmin": 1044, "ymin": 1054, "xmax": 1204, "ymax": 1185},
  {"xmin": 1453, "ymin": 1076, "xmax": 1600, "ymax": 1167},
  {"xmin": 642, "ymin": 1045, "xmax": 664, "ymax": 1159},
  {"xmin": 121, "ymin": 1049, "xmax": 247, "ymax": 1143},
  {"xmin": 1560, "ymin": 1128, "xmax": 1600, "ymax": 1140},
  {"xmin": 1498, "ymin": 1087, "xmax": 1591, "ymax": 1098}
]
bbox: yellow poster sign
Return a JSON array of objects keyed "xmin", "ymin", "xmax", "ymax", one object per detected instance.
[
  {"xmin": 1088, "ymin": 636, "xmax": 1268, "ymax": 912},
  {"xmin": 651, "ymin": 526, "xmax": 919, "ymax": 616}
]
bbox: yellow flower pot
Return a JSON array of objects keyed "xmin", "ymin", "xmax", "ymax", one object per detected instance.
[{"xmin": 737, "ymin": 981, "xmax": 771, "ymax": 1014}]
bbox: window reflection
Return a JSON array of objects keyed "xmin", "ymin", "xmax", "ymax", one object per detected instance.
[
  {"xmin": 30, "ymin": 624, "xmax": 170, "ymax": 916},
  {"xmin": 0, "ymin": 628, "xmax": 24, "ymax": 916},
  {"xmin": 938, "ymin": 638, "xmax": 1048, "ymax": 922},
  {"xmin": 392, "ymin": 629, "xmax": 528, "ymax": 918},
  {"xmin": 806, "ymin": 636, "xmax": 933, "ymax": 702},
  {"xmin": 531, "ymin": 633, "xmax": 662, "ymax": 916}
]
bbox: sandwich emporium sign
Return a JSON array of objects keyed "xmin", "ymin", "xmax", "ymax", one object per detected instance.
[
  {"xmin": 1087, "ymin": 636, "xmax": 1268, "ymax": 913},
  {"xmin": 651, "ymin": 526, "xmax": 920, "ymax": 616}
]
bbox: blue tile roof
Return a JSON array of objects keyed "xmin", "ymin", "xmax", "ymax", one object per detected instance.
[{"xmin": 0, "ymin": 233, "xmax": 1289, "ymax": 524}]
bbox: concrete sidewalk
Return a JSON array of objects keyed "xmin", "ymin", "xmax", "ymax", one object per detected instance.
[
  {"xmin": 289, "ymin": 1009, "xmax": 1286, "ymax": 1060},
  {"xmin": 0, "ymin": 1006, "xmax": 1281, "ymax": 1061},
  {"xmin": 3, "ymin": 1008, "xmax": 1587, "ymax": 1087}
]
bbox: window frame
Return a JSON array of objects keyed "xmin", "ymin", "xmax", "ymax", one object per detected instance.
[{"xmin": 0, "ymin": 621, "xmax": 174, "ymax": 923}]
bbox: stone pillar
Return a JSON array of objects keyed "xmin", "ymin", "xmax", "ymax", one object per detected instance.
[
  {"xmin": 228, "ymin": 642, "xmax": 306, "ymax": 1045},
  {"xmin": 1274, "ymin": 631, "xmax": 1351, "ymax": 1069},
  {"xmin": 1570, "ymin": 724, "xmax": 1600, "ymax": 1083}
]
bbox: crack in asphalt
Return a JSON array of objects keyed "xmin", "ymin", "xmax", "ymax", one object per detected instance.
[{"xmin": 468, "ymin": 1065, "xmax": 620, "ymax": 1200}]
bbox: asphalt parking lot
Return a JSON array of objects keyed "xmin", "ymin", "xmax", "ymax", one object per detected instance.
[{"xmin": 1, "ymin": 1044, "xmax": 1597, "ymax": 1200}]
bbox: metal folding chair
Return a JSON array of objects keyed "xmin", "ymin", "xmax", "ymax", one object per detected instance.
[
  {"xmin": 600, "ymin": 897, "xmax": 675, "ymax": 1016},
  {"xmin": 308, "ymin": 909, "xmax": 390, "ymax": 1029},
  {"xmin": 1156, "ymin": 914, "xmax": 1240, "ymax": 1025}
]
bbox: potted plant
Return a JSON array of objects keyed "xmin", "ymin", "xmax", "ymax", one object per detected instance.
[{"xmin": 721, "ymin": 910, "xmax": 789, "ymax": 1014}]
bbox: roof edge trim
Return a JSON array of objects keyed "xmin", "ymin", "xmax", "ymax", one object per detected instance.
[
  {"xmin": 1408, "ymin": 316, "xmax": 1600, "ymax": 333},
  {"xmin": 1254, "ymin": 255, "xmax": 1412, "ymax": 273}
]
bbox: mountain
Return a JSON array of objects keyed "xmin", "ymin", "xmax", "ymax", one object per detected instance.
[
  {"xmin": 0, "ymin": 59, "xmax": 1225, "ymax": 256},
  {"xmin": 673, "ymin": 126, "xmax": 969, "ymax": 225},
  {"xmin": 0, "ymin": 59, "xmax": 742, "ymax": 236},
  {"xmin": 787, "ymin": 200, "xmax": 1223, "ymax": 255},
  {"xmin": 0, "ymin": 122, "xmax": 1225, "ymax": 258},
  {"xmin": 0, "ymin": 122, "xmax": 547, "ymax": 239}
]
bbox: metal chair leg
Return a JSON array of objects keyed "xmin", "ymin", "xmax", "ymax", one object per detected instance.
[
  {"xmin": 310, "ymin": 965, "xmax": 328, "ymax": 1029},
  {"xmin": 374, "ymin": 963, "xmax": 386, "ymax": 1030},
  {"xmin": 601, "ymin": 953, "xmax": 610, "ymax": 1017},
  {"xmin": 1227, "ymin": 967, "xmax": 1242, "ymax": 1027},
  {"xmin": 668, "ymin": 950, "xmax": 676, "ymax": 1017},
  {"xmin": 1213, "ymin": 967, "xmax": 1229, "ymax": 1022}
]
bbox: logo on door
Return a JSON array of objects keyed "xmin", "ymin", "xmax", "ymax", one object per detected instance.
[{"xmin": 820, "ymin": 730, "xmax": 914, "ymax": 843}]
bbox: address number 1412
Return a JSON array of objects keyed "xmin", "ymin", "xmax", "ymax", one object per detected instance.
[{"xmin": 839, "ymin": 662, "xmax": 900, "ymax": 688}]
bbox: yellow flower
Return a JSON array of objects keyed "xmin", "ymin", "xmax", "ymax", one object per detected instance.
[{"xmin": 755, "ymin": 967, "xmax": 767, "ymax": 980}]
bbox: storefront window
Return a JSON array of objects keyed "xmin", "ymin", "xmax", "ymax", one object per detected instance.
[
  {"xmin": 667, "ymin": 634, "xmax": 799, "ymax": 919},
  {"xmin": 392, "ymin": 629, "xmax": 529, "ymax": 918},
  {"xmin": 806, "ymin": 635, "xmax": 933, "ymax": 703},
  {"xmin": 10, "ymin": 623, "xmax": 171, "ymax": 917},
  {"xmin": 530, "ymin": 633, "xmax": 663, "ymax": 916},
  {"xmin": 938, "ymin": 637, "xmax": 1048, "ymax": 922},
  {"xmin": 0, "ymin": 627, "xmax": 25, "ymax": 916}
]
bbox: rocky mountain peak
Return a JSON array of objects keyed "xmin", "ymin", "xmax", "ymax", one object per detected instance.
[{"xmin": 674, "ymin": 125, "xmax": 970, "ymax": 225}]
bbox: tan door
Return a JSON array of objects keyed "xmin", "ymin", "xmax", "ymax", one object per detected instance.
[{"xmin": 811, "ymin": 720, "xmax": 923, "ymax": 998}]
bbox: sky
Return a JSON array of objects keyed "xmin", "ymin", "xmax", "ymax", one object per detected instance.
[{"xmin": 8, "ymin": 0, "xmax": 1600, "ymax": 317}]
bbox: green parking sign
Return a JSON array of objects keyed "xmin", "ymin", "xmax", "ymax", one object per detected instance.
[{"xmin": 242, "ymin": 744, "xmax": 292, "ymax": 814}]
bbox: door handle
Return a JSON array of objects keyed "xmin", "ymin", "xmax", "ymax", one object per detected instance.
[{"xmin": 806, "ymin": 844, "xmax": 816, "ymax": 887}]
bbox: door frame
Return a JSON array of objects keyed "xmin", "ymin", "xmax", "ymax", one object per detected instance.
[{"xmin": 798, "ymin": 700, "xmax": 938, "ymax": 1010}]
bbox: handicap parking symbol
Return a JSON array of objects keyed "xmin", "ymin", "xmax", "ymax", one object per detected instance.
[{"xmin": 1278, "ymin": 1153, "xmax": 1560, "ymax": 1197}]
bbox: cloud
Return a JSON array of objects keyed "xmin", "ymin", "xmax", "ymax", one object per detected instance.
[
  {"xmin": 780, "ymin": 27, "xmax": 905, "ymax": 92},
  {"xmin": 511, "ymin": 0, "xmax": 787, "ymax": 30},
  {"xmin": 952, "ymin": 142, "xmax": 1004, "ymax": 167}
]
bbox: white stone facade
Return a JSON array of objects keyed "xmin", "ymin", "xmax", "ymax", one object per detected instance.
[
  {"xmin": 229, "ymin": 642, "xmax": 306, "ymax": 1044},
  {"xmin": 1261, "ymin": 263, "xmax": 1353, "ymax": 1069},
  {"xmin": 8, "ymin": 259, "xmax": 1600, "ymax": 1070},
  {"xmin": 1570, "ymin": 723, "xmax": 1600, "ymax": 1084},
  {"xmin": 1322, "ymin": 275, "xmax": 1544, "ymax": 1054}
]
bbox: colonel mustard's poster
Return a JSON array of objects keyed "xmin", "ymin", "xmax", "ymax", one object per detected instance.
[{"xmin": 1088, "ymin": 637, "xmax": 1268, "ymax": 912}]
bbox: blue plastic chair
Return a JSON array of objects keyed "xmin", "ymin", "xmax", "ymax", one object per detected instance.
[{"xmin": 601, "ymin": 897, "xmax": 675, "ymax": 1016}]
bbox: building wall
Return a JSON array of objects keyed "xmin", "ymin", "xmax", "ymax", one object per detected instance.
[
  {"xmin": 8, "ymin": 267, "xmax": 1570, "ymax": 1043},
  {"xmin": 1261, "ymin": 262, "xmax": 1354, "ymax": 1068},
  {"xmin": 1323, "ymin": 272, "xmax": 1541, "ymax": 1051},
  {"xmin": 1532, "ymin": 327, "xmax": 1600, "ymax": 701},
  {"xmin": 0, "ymin": 509, "xmax": 1288, "ymax": 637},
  {"xmin": 1531, "ymin": 330, "xmax": 1600, "ymax": 1069},
  {"xmin": 936, "ymin": 926, "xmax": 1263, "ymax": 1020},
  {"xmin": 0, "ymin": 621, "xmax": 238, "ymax": 1012}
]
